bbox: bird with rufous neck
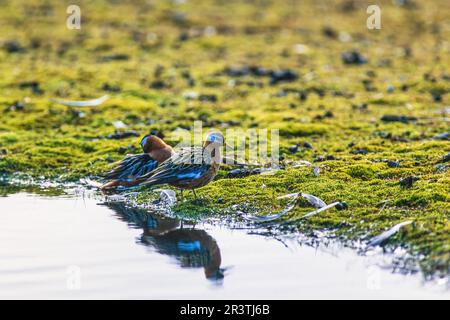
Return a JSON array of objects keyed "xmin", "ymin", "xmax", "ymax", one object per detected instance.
[
  {"xmin": 101, "ymin": 131, "xmax": 174, "ymax": 189},
  {"xmin": 126, "ymin": 132, "xmax": 225, "ymax": 198}
]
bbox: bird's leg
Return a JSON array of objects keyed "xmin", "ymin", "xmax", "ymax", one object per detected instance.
[
  {"xmin": 180, "ymin": 190, "xmax": 184, "ymax": 202},
  {"xmin": 192, "ymin": 189, "xmax": 198, "ymax": 200}
]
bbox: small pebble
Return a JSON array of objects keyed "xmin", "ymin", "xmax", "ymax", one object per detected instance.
[
  {"xmin": 314, "ymin": 155, "xmax": 336, "ymax": 162},
  {"xmin": 228, "ymin": 168, "xmax": 261, "ymax": 179},
  {"xmin": 324, "ymin": 110, "xmax": 334, "ymax": 118},
  {"xmin": 299, "ymin": 91, "xmax": 308, "ymax": 101},
  {"xmin": 443, "ymin": 153, "xmax": 450, "ymax": 163},
  {"xmin": 270, "ymin": 69, "xmax": 298, "ymax": 85},
  {"xmin": 431, "ymin": 91, "xmax": 442, "ymax": 102},
  {"xmin": 335, "ymin": 202, "xmax": 349, "ymax": 211},
  {"xmin": 199, "ymin": 94, "xmax": 218, "ymax": 102},
  {"xmin": 400, "ymin": 176, "xmax": 419, "ymax": 188},
  {"xmin": 288, "ymin": 145, "xmax": 299, "ymax": 153},
  {"xmin": 381, "ymin": 115, "xmax": 417, "ymax": 123},
  {"xmin": 434, "ymin": 132, "xmax": 449, "ymax": 140},
  {"xmin": 3, "ymin": 40, "xmax": 25, "ymax": 53},
  {"xmin": 107, "ymin": 130, "xmax": 139, "ymax": 139},
  {"xmin": 387, "ymin": 160, "xmax": 400, "ymax": 168},
  {"xmin": 352, "ymin": 148, "xmax": 368, "ymax": 155},
  {"xmin": 341, "ymin": 50, "xmax": 367, "ymax": 65}
]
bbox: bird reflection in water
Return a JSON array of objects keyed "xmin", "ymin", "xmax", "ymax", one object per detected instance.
[{"xmin": 105, "ymin": 202, "xmax": 224, "ymax": 281}]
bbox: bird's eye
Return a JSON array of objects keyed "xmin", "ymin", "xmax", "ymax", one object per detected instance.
[{"xmin": 208, "ymin": 133, "xmax": 223, "ymax": 143}]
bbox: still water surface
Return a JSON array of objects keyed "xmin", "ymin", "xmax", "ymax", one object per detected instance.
[{"xmin": 0, "ymin": 192, "xmax": 448, "ymax": 299}]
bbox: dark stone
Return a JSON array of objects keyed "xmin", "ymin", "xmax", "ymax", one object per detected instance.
[
  {"xmin": 387, "ymin": 160, "xmax": 400, "ymax": 168},
  {"xmin": 322, "ymin": 26, "xmax": 338, "ymax": 39},
  {"xmin": 431, "ymin": 91, "xmax": 442, "ymax": 102},
  {"xmin": 102, "ymin": 83, "xmax": 121, "ymax": 92},
  {"xmin": 443, "ymin": 153, "xmax": 450, "ymax": 163},
  {"xmin": 5, "ymin": 101, "xmax": 26, "ymax": 112},
  {"xmin": 3, "ymin": 40, "xmax": 25, "ymax": 53},
  {"xmin": 249, "ymin": 66, "xmax": 271, "ymax": 77},
  {"xmin": 107, "ymin": 130, "xmax": 139, "ymax": 140},
  {"xmin": 270, "ymin": 70, "xmax": 298, "ymax": 85},
  {"xmin": 224, "ymin": 65, "xmax": 297, "ymax": 85},
  {"xmin": 181, "ymin": 70, "xmax": 191, "ymax": 79},
  {"xmin": 352, "ymin": 148, "xmax": 368, "ymax": 155},
  {"xmin": 335, "ymin": 202, "xmax": 348, "ymax": 211},
  {"xmin": 18, "ymin": 81, "xmax": 43, "ymax": 94},
  {"xmin": 178, "ymin": 32, "xmax": 189, "ymax": 41},
  {"xmin": 400, "ymin": 176, "xmax": 419, "ymax": 188},
  {"xmin": 117, "ymin": 146, "xmax": 128, "ymax": 154},
  {"xmin": 105, "ymin": 156, "xmax": 115, "ymax": 163},
  {"xmin": 117, "ymin": 145, "xmax": 136, "ymax": 154},
  {"xmin": 227, "ymin": 168, "xmax": 261, "ymax": 179},
  {"xmin": 100, "ymin": 54, "xmax": 130, "ymax": 62},
  {"xmin": 434, "ymin": 132, "xmax": 449, "ymax": 140},
  {"xmin": 224, "ymin": 66, "xmax": 250, "ymax": 77},
  {"xmin": 303, "ymin": 142, "xmax": 313, "ymax": 149},
  {"xmin": 341, "ymin": 50, "xmax": 367, "ymax": 65},
  {"xmin": 324, "ymin": 111, "xmax": 334, "ymax": 118},
  {"xmin": 150, "ymin": 80, "xmax": 168, "ymax": 89},
  {"xmin": 362, "ymin": 79, "xmax": 376, "ymax": 91},
  {"xmin": 299, "ymin": 91, "xmax": 308, "ymax": 101},
  {"xmin": 381, "ymin": 115, "xmax": 417, "ymax": 123},
  {"xmin": 340, "ymin": 0, "xmax": 356, "ymax": 12},
  {"xmin": 199, "ymin": 94, "xmax": 218, "ymax": 102},
  {"xmin": 315, "ymin": 154, "xmax": 336, "ymax": 162},
  {"xmin": 288, "ymin": 145, "xmax": 299, "ymax": 153}
]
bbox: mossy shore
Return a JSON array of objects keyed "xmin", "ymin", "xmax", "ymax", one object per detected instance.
[{"xmin": 0, "ymin": 0, "xmax": 449, "ymax": 277}]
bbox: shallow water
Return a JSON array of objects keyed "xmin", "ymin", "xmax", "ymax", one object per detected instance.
[{"xmin": 0, "ymin": 192, "xmax": 448, "ymax": 299}]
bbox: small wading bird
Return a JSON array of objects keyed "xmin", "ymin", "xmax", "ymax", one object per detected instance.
[
  {"xmin": 101, "ymin": 131, "xmax": 174, "ymax": 189},
  {"xmin": 123, "ymin": 132, "xmax": 225, "ymax": 199}
]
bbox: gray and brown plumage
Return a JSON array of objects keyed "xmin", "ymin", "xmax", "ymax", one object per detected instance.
[{"xmin": 127, "ymin": 132, "xmax": 224, "ymax": 193}]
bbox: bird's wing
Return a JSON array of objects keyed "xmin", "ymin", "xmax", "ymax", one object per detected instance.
[
  {"xmin": 102, "ymin": 153, "xmax": 158, "ymax": 181},
  {"xmin": 137, "ymin": 147, "xmax": 210, "ymax": 186}
]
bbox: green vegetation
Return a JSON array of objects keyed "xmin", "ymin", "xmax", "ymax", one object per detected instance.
[{"xmin": 0, "ymin": 0, "xmax": 449, "ymax": 277}]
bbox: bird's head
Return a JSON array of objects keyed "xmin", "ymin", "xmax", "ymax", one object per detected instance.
[
  {"xmin": 204, "ymin": 132, "xmax": 224, "ymax": 147},
  {"xmin": 140, "ymin": 129, "xmax": 166, "ymax": 153},
  {"xmin": 203, "ymin": 132, "xmax": 226, "ymax": 164}
]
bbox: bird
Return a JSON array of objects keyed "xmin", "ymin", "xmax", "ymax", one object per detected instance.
[
  {"xmin": 128, "ymin": 132, "xmax": 225, "ymax": 198},
  {"xmin": 101, "ymin": 131, "xmax": 174, "ymax": 189}
]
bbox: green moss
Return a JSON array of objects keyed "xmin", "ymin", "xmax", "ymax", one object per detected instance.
[{"xmin": 346, "ymin": 164, "xmax": 376, "ymax": 180}]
